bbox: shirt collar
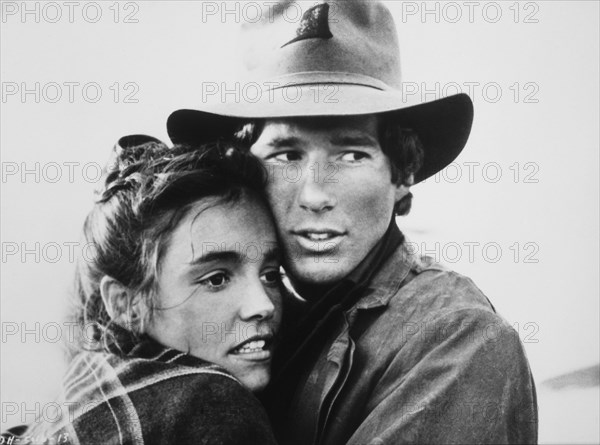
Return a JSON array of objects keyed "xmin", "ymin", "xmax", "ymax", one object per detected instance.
[
  {"xmin": 289, "ymin": 219, "xmax": 406, "ymax": 329},
  {"xmin": 352, "ymin": 238, "xmax": 416, "ymax": 310},
  {"xmin": 344, "ymin": 217, "xmax": 405, "ymax": 286},
  {"xmin": 104, "ymin": 323, "xmax": 217, "ymax": 369}
]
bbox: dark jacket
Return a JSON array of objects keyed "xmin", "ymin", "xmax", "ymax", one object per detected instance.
[
  {"xmin": 267, "ymin": 240, "xmax": 538, "ymax": 445},
  {"xmin": 2, "ymin": 330, "xmax": 277, "ymax": 445}
]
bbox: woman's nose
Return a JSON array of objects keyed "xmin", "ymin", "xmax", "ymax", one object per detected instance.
[{"xmin": 239, "ymin": 279, "xmax": 276, "ymax": 322}]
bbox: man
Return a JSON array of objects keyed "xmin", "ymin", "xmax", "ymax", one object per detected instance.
[{"xmin": 167, "ymin": 1, "xmax": 538, "ymax": 444}]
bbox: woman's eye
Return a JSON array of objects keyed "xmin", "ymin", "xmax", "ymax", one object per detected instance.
[
  {"xmin": 261, "ymin": 270, "xmax": 282, "ymax": 286},
  {"xmin": 340, "ymin": 152, "xmax": 369, "ymax": 162},
  {"xmin": 198, "ymin": 272, "xmax": 230, "ymax": 289}
]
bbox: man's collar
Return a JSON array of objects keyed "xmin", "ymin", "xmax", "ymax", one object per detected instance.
[
  {"xmin": 344, "ymin": 218, "xmax": 404, "ymax": 286},
  {"xmin": 287, "ymin": 220, "xmax": 412, "ymax": 321},
  {"xmin": 352, "ymin": 238, "xmax": 416, "ymax": 310},
  {"xmin": 287, "ymin": 218, "xmax": 403, "ymax": 304}
]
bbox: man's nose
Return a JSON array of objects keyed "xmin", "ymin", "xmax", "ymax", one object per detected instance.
[
  {"xmin": 239, "ymin": 279, "xmax": 276, "ymax": 322},
  {"xmin": 297, "ymin": 161, "xmax": 337, "ymax": 213}
]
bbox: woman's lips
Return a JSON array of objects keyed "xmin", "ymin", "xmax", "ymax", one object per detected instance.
[{"xmin": 230, "ymin": 335, "xmax": 273, "ymax": 362}]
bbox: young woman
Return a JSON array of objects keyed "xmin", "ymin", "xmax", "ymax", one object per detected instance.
[{"xmin": 3, "ymin": 136, "xmax": 280, "ymax": 444}]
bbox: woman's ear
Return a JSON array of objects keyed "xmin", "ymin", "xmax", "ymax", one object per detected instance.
[{"xmin": 100, "ymin": 276, "xmax": 146, "ymax": 331}]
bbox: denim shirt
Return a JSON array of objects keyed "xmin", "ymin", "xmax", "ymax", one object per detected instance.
[{"xmin": 268, "ymin": 240, "xmax": 538, "ymax": 445}]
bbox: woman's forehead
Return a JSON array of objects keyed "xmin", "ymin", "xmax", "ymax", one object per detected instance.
[{"xmin": 167, "ymin": 196, "xmax": 277, "ymax": 264}]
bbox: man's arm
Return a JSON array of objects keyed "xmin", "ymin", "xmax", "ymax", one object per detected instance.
[{"xmin": 347, "ymin": 308, "xmax": 538, "ymax": 445}]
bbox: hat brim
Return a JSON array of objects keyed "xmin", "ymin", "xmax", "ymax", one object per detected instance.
[{"xmin": 166, "ymin": 86, "xmax": 473, "ymax": 183}]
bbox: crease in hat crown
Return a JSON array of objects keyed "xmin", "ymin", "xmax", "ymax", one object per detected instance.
[{"xmin": 239, "ymin": 1, "xmax": 403, "ymax": 91}]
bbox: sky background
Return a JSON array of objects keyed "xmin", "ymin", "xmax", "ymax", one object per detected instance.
[{"xmin": 1, "ymin": 1, "xmax": 599, "ymax": 442}]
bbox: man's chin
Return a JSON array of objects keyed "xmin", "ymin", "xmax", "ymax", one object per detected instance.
[{"xmin": 287, "ymin": 257, "xmax": 353, "ymax": 287}]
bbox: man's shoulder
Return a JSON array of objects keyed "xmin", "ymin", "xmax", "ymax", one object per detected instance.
[
  {"xmin": 358, "ymin": 248, "xmax": 529, "ymax": 376},
  {"xmin": 374, "ymin": 244, "xmax": 496, "ymax": 322}
]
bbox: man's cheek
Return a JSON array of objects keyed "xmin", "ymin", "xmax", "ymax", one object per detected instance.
[
  {"xmin": 355, "ymin": 178, "xmax": 396, "ymax": 206},
  {"xmin": 267, "ymin": 183, "xmax": 295, "ymax": 214}
]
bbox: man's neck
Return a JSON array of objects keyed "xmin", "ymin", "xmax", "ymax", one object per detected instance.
[
  {"xmin": 289, "ymin": 218, "xmax": 403, "ymax": 305},
  {"xmin": 291, "ymin": 279, "xmax": 338, "ymax": 303}
]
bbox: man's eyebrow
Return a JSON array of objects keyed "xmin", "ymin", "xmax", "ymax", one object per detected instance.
[
  {"xmin": 262, "ymin": 136, "xmax": 303, "ymax": 149},
  {"xmin": 330, "ymin": 134, "xmax": 379, "ymax": 147}
]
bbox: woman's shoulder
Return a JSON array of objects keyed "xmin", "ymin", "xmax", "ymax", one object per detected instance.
[
  {"xmin": 129, "ymin": 369, "xmax": 276, "ymax": 444},
  {"xmin": 6, "ymin": 348, "xmax": 276, "ymax": 445},
  {"xmin": 73, "ymin": 347, "xmax": 277, "ymax": 444}
]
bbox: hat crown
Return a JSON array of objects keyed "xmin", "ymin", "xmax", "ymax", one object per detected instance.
[
  {"xmin": 167, "ymin": 0, "xmax": 474, "ymax": 183},
  {"xmin": 240, "ymin": 1, "xmax": 402, "ymax": 89}
]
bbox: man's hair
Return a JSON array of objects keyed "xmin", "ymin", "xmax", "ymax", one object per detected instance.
[
  {"xmin": 235, "ymin": 114, "xmax": 424, "ymax": 216},
  {"xmin": 70, "ymin": 140, "xmax": 268, "ymax": 355}
]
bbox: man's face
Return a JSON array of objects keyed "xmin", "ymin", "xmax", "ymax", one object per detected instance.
[{"xmin": 251, "ymin": 115, "xmax": 403, "ymax": 286}]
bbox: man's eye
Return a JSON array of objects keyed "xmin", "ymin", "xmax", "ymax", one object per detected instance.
[
  {"xmin": 198, "ymin": 272, "xmax": 230, "ymax": 289},
  {"xmin": 340, "ymin": 152, "xmax": 369, "ymax": 162},
  {"xmin": 261, "ymin": 270, "xmax": 282, "ymax": 286},
  {"xmin": 269, "ymin": 152, "xmax": 302, "ymax": 162}
]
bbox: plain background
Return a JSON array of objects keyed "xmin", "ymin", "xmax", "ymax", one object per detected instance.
[{"xmin": 1, "ymin": 1, "xmax": 599, "ymax": 443}]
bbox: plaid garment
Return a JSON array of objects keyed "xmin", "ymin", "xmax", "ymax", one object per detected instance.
[{"xmin": 2, "ymin": 329, "xmax": 277, "ymax": 445}]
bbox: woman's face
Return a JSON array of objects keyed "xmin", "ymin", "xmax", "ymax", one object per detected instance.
[{"xmin": 145, "ymin": 193, "xmax": 282, "ymax": 392}]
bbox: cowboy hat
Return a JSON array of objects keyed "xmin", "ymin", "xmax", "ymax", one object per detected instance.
[{"xmin": 167, "ymin": 1, "xmax": 473, "ymax": 183}]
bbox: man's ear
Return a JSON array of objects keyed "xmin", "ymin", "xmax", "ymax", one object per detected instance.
[
  {"xmin": 100, "ymin": 276, "xmax": 146, "ymax": 330},
  {"xmin": 394, "ymin": 173, "xmax": 414, "ymax": 203}
]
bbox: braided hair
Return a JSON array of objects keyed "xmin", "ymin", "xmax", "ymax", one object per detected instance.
[{"xmin": 70, "ymin": 136, "xmax": 268, "ymax": 354}]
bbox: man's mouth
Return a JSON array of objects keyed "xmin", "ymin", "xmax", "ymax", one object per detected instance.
[
  {"xmin": 303, "ymin": 232, "xmax": 337, "ymax": 241},
  {"xmin": 292, "ymin": 229, "xmax": 346, "ymax": 252}
]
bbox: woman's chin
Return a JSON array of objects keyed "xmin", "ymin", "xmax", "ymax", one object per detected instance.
[{"xmin": 237, "ymin": 369, "xmax": 271, "ymax": 393}]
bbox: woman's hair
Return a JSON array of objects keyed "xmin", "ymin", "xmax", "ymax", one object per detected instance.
[
  {"xmin": 234, "ymin": 114, "xmax": 424, "ymax": 216},
  {"xmin": 70, "ymin": 138, "xmax": 268, "ymax": 354}
]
